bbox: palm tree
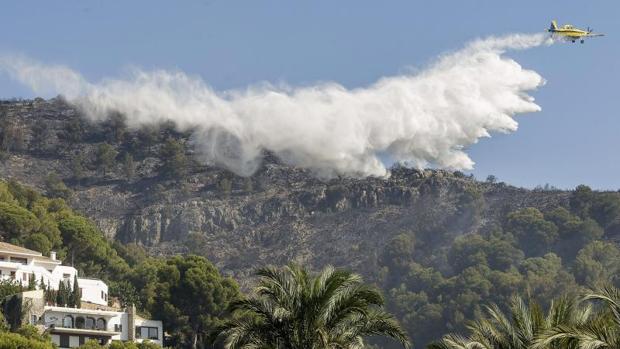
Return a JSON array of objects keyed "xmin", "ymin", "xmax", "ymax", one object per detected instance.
[
  {"xmin": 213, "ymin": 264, "xmax": 410, "ymax": 349},
  {"xmin": 430, "ymin": 296, "xmax": 591, "ymax": 349},
  {"xmin": 534, "ymin": 285, "xmax": 620, "ymax": 349}
]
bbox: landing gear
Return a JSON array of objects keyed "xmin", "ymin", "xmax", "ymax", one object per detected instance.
[
  {"xmin": 580, "ymin": 39, "xmax": 585, "ymax": 44},
  {"xmin": 571, "ymin": 40, "xmax": 576, "ymax": 43}
]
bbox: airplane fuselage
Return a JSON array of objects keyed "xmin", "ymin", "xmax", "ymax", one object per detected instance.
[
  {"xmin": 550, "ymin": 28, "xmax": 589, "ymax": 39},
  {"xmin": 548, "ymin": 21, "xmax": 604, "ymax": 43}
]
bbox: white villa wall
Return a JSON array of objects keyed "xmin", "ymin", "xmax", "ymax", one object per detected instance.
[
  {"xmin": 0, "ymin": 257, "xmax": 76, "ymax": 292},
  {"xmin": 78, "ymin": 278, "xmax": 108, "ymax": 306},
  {"xmin": 107, "ymin": 313, "xmax": 128, "ymax": 341},
  {"xmin": 135, "ymin": 317, "xmax": 164, "ymax": 346}
]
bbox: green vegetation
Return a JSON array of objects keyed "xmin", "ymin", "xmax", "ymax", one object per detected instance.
[
  {"xmin": 214, "ymin": 264, "xmax": 410, "ymax": 349},
  {"xmin": 433, "ymin": 285, "xmax": 620, "ymax": 349},
  {"xmin": 0, "ymin": 178, "xmax": 620, "ymax": 349},
  {"xmin": 135, "ymin": 255, "xmax": 240, "ymax": 348},
  {"xmin": 159, "ymin": 138, "xmax": 188, "ymax": 179},
  {"xmin": 430, "ymin": 296, "xmax": 589, "ymax": 349},
  {"xmin": 379, "ymin": 185, "xmax": 620, "ymax": 347},
  {"xmin": 0, "ymin": 329, "xmax": 55, "ymax": 349},
  {"xmin": 97, "ymin": 142, "xmax": 118, "ymax": 177},
  {"xmin": 534, "ymin": 285, "xmax": 620, "ymax": 349}
]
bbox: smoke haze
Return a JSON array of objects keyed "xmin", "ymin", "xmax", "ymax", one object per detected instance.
[{"xmin": 0, "ymin": 33, "xmax": 550, "ymax": 178}]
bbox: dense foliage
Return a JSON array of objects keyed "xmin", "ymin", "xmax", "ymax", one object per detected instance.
[
  {"xmin": 0, "ymin": 176, "xmax": 619, "ymax": 348},
  {"xmin": 0, "ymin": 180, "xmax": 241, "ymax": 349},
  {"xmin": 378, "ymin": 184, "xmax": 620, "ymax": 347},
  {"xmin": 432, "ymin": 285, "xmax": 620, "ymax": 349}
]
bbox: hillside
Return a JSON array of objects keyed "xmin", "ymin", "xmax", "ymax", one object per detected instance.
[
  {"xmin": 1, "ymin": 98, "xmax": 620, "ymax": 347},
  {"xmin": 0, "ymin": 98, "xmax": 571, "ymax": 274}
]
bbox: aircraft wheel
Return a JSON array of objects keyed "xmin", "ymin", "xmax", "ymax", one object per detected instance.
[{"xmin": 580, "ymin": 40, "xmax": 584, "ymax": 44}]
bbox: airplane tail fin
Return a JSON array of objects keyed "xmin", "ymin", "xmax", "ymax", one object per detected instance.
[{"xmin": 550, "ymin": 20, "xmax": 558, "ymax": 31}]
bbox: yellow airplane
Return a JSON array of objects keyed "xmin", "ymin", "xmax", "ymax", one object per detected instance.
[{"xmin": 548, "ymin": 20, "xmax": 604, "ymax": 43}]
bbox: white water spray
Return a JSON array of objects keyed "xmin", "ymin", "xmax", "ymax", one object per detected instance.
[{"xmin": 0, "ymin": 33, "xmax": 551, "ymax": 178}]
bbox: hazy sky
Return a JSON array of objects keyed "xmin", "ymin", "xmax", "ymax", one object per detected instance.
[{"xmin": 0, "ymin": 0, "xmax": 618, "ymax": 189}]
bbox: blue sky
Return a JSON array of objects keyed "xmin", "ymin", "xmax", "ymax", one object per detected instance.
[{"xmin": 0, "ymin": 0, "xmax": 618, "ymax": 189}]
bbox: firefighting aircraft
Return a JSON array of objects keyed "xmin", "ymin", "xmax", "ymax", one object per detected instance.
[{"xmin": 548, "ymin": 20, "xmax": 605, "ymax": 43}]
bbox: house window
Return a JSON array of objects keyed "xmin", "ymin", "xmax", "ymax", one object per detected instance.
[
  {"xmin": 96, "ymin": 318, "xmax": 106, "ymax": 331},
  {"xmin": 22, "ymin": 273, "xmax": 28, "ymax": 282},
  {"xmin": 76, "ymin": 317, "xmax": 85, "ymax": 329},
  {"xmin": 136, "ymin": 326, "xmax": 158, "ymax": 340},
  {"xmin": 0, "ymin": 255, "xmax": 5, "ymax": 261},
  {"xmin": 63, "ymin": 315, "xmax": 73, "ymax": 328},
  {"xmin": 11, "ymin": 257, "xmax": 27, "ymax": 265},
  {"xmin": 114, "ymin": 324, "xmax": 122, "ymax": 332},
  {"xmin": 30, "ymin": 315, "xmax": 37, "ymax": 325},
  {"xmin": 63, "ymin": 273, "xmax": 71, "ymax": 279},
  {"xmin": 85, "ymin": 317, "xmax": 96, "ymax": 330},
  {"xmin": 10, "ymin": 271, "xmax": 15, "ymax": 279},
  {"xmin": 59, "ymin": 335, "xmax": 70, "ymax": 348}
]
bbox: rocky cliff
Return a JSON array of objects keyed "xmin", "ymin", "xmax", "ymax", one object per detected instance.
[{"xmin": 0, "ymin": 98, "xmax": 571, "ymax": 282}]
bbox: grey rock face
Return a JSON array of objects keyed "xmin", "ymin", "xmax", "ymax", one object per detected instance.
[{"xmin": 0, "ymin": 99, "xmax": 570, "ymax": 282}]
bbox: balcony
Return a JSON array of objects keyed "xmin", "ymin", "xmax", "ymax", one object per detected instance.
[{"xmin": 44, "ymin": 306, "xmax": 120, "ymax": 336}]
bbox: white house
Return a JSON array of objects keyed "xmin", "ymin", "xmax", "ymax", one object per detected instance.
[
  {"xmin": 42, "ymin": 303, "xmax": 163, "ymax": 347},
  {"xmin": 0, "ymin": 242, "xmax": 163, "ymax": 348},
  {"xmin": 0, "ymin": 242, "xmax": 109, "ymax": 306}
]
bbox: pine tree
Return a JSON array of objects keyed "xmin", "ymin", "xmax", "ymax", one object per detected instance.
[{"xmin": 39, "ymin": 277, "xmax": 45, "ymax": 291}]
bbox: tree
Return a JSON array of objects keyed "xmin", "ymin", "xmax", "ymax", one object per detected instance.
[
  {"xmin": 149, "ymin": 255, "xmax": 240, "ymax": 349},
  {"xmin": 44, "ymin": 173, "xmax": 71, "ymax": 200},
  {"xmin": 431, "ymin": 296, "xmax": 591, "ymax": 349},
  {"xmin": 0, "ymin": 279, "xmax": 23, "ymax": 299},
  {"xmin": 31, "ymin": 121, "xmax": 53, "ymax": 154},
  {"xmin": 70, "ymin": 153, "xmax": 86, "ymax": 181},
  {"xmin": 24, "ymin": 233, "xmax": 52, "ymax": 256},
  {"xmin": 159, "ymin": 138, "xmax": 188, "ymax": 179},
  {"xmin": 570, "ymin": 185, "xmax": 594, "ymax": 218},
  {"xmin": 214, "ymin": 264, "xmax": 410, "ymax": 349},
  {"xmin": 109, "ymin": 280, "xmax": 140, "ymax": 309},
  {"xmin": 381, "ymin": 233, "xmax": 415, "ymax": 278},
  {"xmin": 58, "ymin": 215, "xmax": 130, "ymax": 278},
  {"xmin": 0, "ymin": 331, "xmax": 55, "ymax": 349},
  {"xmin": 572, "ymin": 241, "xmax": 620, "ymax": 287},
  {"xmin": 27, "ymin": 274, "xmax": 36, "ymax": 291},
  {"xmin": 72, "ymin": 274, "xmax": 81, "ymax": 308},
  {"xmin": 63, "ymin": 118, "xmax": 85, "ymax": 144},
  {"xmin": 96, "ymin": 142, "xmax": 117, "ymax": 177},
  {"xmin": 589, "ymin": 193, "xmax": 620, "ymax": 230},
  {"xmin": 121, "ymin": 152, "xmax": 136, "ymax": 180},
  {"xmin": 0, "ymin": 119, "xmax": 25, "ymax": 153},
  {"xmin": 505, "ymin": 208, "xmax": 558, "ymax": 256},
  {"xmin": 535, "ymin": 285, "xmax": 620, "ymax": 349},
  {"xmin": 103, "ymin": 112, "xmax": 127, "ymax": 144},
  {"xmin": 0, "ymin": 201, "xmax": 40, "ymax": 241},
  {"xmin": 56, "ymin": 280, "xmax": 68, "ymax": 306}
]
